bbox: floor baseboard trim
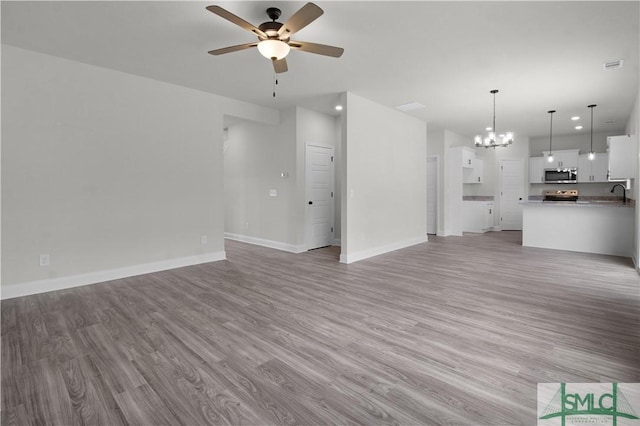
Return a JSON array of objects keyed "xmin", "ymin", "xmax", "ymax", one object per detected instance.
[
  {"xmin": 225, "ymin": 233, "xmax": 306, "ymax": 254},
  {"xmin": 339, "ymin": 235, "xmax": 428, "ymax": 264},
  {"xmin": 0, "ymin": 251, "xmax": 226, "ymax": 300}
]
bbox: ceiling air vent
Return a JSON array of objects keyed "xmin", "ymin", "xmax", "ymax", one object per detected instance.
[
  {"xmin": 602, "ymin": 59, "xmax": 624, "ymax": 70},
  {"xmin": 395, "ymin": 101, "xmax": 425, "ymax": 112}
]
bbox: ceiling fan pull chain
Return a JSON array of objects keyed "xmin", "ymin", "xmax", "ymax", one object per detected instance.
[{"xmin": 272, "ymin": 72, "xmax": 278, "ymax": 98}]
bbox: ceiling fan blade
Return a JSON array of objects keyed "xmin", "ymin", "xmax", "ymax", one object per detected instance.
[
  {"xmin": 277, "ymin": 3, "xmax": 323, "ymax": 38},
  {"xmin": 273, "ymin": 58, "xmax": 288, "ymax": 73},
  {"xmin": 206, "ymin": 5, "xmax": 267, "ymax": 39},
  {"xmin": 208, "ymin": 42, "xmax": 258, "ymax": 55},
  {"xmin": 288, "ymin": 40, "xmax": 344, "ymax": 58}
]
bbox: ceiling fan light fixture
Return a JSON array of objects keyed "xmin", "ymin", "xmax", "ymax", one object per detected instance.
[{"xmin": 257, "ymin": 39, "xmax": 290, "ymax": 60}]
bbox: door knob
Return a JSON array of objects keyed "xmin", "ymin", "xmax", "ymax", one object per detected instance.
[{"xmin": 308, "ymin": 201, "xmax": 313, "ymax": 205}]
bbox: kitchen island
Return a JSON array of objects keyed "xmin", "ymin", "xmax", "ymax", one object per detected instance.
[{"xmin": 521, "ymin": 200, "xmax": 634, "ymax": 257}]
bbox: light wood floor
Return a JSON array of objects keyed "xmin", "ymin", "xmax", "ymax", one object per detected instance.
[{"xmin": 2, "ymin": 231, "xmax": 639, "ymax": 425}]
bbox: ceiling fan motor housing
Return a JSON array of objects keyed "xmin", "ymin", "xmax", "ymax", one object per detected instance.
[
  {"xmin": 258, "ymin": 21, "xmax": 283, "ymax": 38},
  {"xmin": 266, "ymin": 7, "xmax": 281, "ymax": 21}
]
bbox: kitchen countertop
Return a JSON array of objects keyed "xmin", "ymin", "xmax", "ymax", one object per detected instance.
[
  {"xmin": 520, "ymin": 199, "xmax": 634, "ymax": 208},
  {"xmin": 463, "ymin": 196, "xmax": 494, "ymax": 201}
]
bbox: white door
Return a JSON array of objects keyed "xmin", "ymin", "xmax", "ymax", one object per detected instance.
[
  {"xmin": 306, "ymin": 145, "xmax": 335, "ymax": 250},
  {"xmin": 426, "ymin": 156, "xmax": 438, "ymax": 234},
  {"xmin": 500, "ymin": 159, "xmax": 524, "ymax": 230}
]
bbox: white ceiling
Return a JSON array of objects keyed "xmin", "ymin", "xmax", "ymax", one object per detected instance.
[{"xmin": 2, "ymin": 1, "xmax": 638, "ymax": 139}]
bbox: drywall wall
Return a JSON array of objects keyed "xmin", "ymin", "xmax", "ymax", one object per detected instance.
[
  {"xmin": 1, "ymin": 45, "xmax": 278, "ymax": 298},
  {"xmin": 529, "ymin": 131, "xmax": 616, "ymax": 156},
  {"xmin": 341, "ymin": 92, "xmax": 427, "ymax": 263},
  {"xmin": 625, "ymin": 89, "xmax": 639, "ymax": 270},
  {"xmin": 223, "ymin": 106, "xmax": 339, "ymax": 252},
  {"xmin": 223, "ymin": 109, "xmax": 299, "ymax": 251},
  {"xmin": 427, "ymin": 126, "xmax": 445, "ymax": 236},
  {"xmin": 295, "ymin": 106, "xmax": 341, "ymax": 246}
]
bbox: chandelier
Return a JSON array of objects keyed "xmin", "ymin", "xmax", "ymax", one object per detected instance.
[{"xmin": 474, "ymin": 89, "xmax": 514, "ymax": 148}]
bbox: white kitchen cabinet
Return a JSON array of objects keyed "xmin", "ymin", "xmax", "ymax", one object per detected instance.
[
  {"xmin": 542, "ymin": 149, "xmax": 580, "ymax": 169},
  {"xmin": 529, "ymin": 157, "xmax": 545, "ymax": 183},
  {"xmin": 463, "ymin": 201, "xmax": 494, "ymax": 233},
  {"xmin": 578, "ymin": 153, "xmax": 608, "ymax": 183},
  {"xmin": 608, "ymin": 135, "xmax": 638, "ymax": 180},
  {"xmin": 462, "ymin": 148, "xmax": 475, "ymax": 168},
  {"xmin": 463, "ymin": 157, "xmax": 483, "ymax": 183}
]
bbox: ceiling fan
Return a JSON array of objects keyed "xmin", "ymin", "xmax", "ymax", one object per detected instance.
[{"xmin": 206, "ymin": 2, "xmax": 344, "ymax": 73}]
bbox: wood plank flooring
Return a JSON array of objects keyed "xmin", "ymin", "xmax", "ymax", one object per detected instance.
[{"xmin": 2, "ymin": 231, "xmax": 639, "ymax": 425}]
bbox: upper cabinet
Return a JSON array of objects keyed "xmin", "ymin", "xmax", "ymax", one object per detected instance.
[
  {"xmin": 542, "ymin": 149, "xmax": 580, "ymax": 169},
  {"xmin": 529, "ymin": 157, "xmax": 545, "ymax": 183},
  {"xmin": 462, "ymin": 148, "xmax": 475, "ymax": 168},
  {"xmin": 608, "ymin": 135, "xmax": 638, "ymax": 181},
  {"xmin": 461, "ymin": 148, "xmax": 483, "ymax": 184},
  {"xmin": 577, "ymin": 153, "xmax": 608, "ymax": 183}
]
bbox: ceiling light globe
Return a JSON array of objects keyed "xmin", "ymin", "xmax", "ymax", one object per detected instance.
[
  {"xmin": 588, "ymin": 151, "xmax": 595, "ymax": 160},
  {"xmin": 257, "ymin": 40, "xmax": 290, "ymax": 60},
  {"xmin": 547, "ymin": 155, "xmax": 554, "ymax": 163}
]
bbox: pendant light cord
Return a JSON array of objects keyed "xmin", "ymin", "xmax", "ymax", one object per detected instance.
[
  {"xmin": 548, "ymin": 110, "xmax": 555, "ymax": 154},
  {"xmin": 588, "ymin": 104, "xmax": 596, "ymax": 153},
  {"xmin": 492, "ymin": 91, "xmax": 496, "ymax": 138}
]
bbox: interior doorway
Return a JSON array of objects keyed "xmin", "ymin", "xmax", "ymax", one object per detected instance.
[
  {"xmin": 499, "ymin": 159, "xmax": 524, "ymax": 230},
  {"xmin": 305, "ymin": 144, "xmax": 335, "ymax": 250}
]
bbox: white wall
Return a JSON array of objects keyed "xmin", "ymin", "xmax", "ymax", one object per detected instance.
[
  {"xmin": 1, "ymin": 45, "xmax": 278, "ymax": 298},
  {"xmin": 443, "ymin": 131, "xmax": 470, "ymax": 236},
  {"xmin": 223, "ymin": 106, "xmax": 340, "ymax": 252},
  {"xmin": 529, "ymin": 131, "xmax": 613, "ymax": 156},
  {"xmin": 340, "ymin": 92, "xmax": 427, "ymax": 263},
  {"xmin": 427, "ymin": 126, "xmax": 445, "ymax": 235},
  {"xmin": 223, "ymin": 109, "xmax": 299, "ymax": 250},
  {"xmin": 295, "ymin": 106, "xmax": 342, "ymax": 245},
  {"xmin": 625, "ymin": 89, "xmax": 639, "ymax": 270}
]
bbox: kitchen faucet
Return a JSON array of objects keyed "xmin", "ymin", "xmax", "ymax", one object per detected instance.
[{"xmin": 610, "ymin": 183, "xmax": 627, "ymax": 204}]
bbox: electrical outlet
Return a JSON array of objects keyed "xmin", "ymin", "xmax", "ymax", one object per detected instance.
[
  {"xmin": 201, "ymin": 235, "xmax": 207, "ymax": 245},
  {"xmin": 269, "ymin": 189, "xmax": 278, "ymax": 197},
  {"xmin": 39, "ymin": 254, "xmax": 50, "ymax": 267}
]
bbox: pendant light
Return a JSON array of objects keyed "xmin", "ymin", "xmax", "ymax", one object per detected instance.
[
  {"xmin": 588, "ymin": 104, "xmax": 597, "ymax": 160},
  {"xmin": 547, "ymin": 110, "xmax": 556, "ymax": 163},
  {"xmin": 474, "ymin": 89, "xmax": 514, "ymax": 148}
]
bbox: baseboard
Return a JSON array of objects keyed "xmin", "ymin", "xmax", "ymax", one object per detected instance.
[
  {"xmin": 0, "ymin": 251, "xmax": 227, "ymax": 300},
  {"xmin": 339, "ymin": 235, "xmax": 428, "ymax": 264},
  {"xmin": 225, "ymin": 233, "xmax": 306, "ymax": 254},
  {"xmin": 332, "ymin": 238, "xmax": 341, "ymax": 246}
]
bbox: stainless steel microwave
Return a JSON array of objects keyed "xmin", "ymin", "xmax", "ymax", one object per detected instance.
[{"xmin": 544, "ymin": 168, "xmax": 577, "ymax": 184}]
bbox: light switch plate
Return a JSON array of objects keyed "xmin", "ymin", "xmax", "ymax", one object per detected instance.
[{"xmin": 269, "ymin": 189, "xmax": 277, "ymax": 197}]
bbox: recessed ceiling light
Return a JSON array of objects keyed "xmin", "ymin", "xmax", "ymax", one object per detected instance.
[
  {"xmin": 571, "ymin": 116, "xmax": 580, "ymax": 121},
  {"xmin": 394, "ymin": 101, "xmax": 425, "ymax": 112},
  {"xmin": 575, "ymin": 125, "xmax": 583, "ymax": 130},
  {"xmin": 335, "ymin": 105, "xmax": 343, "ymax": 111}
]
